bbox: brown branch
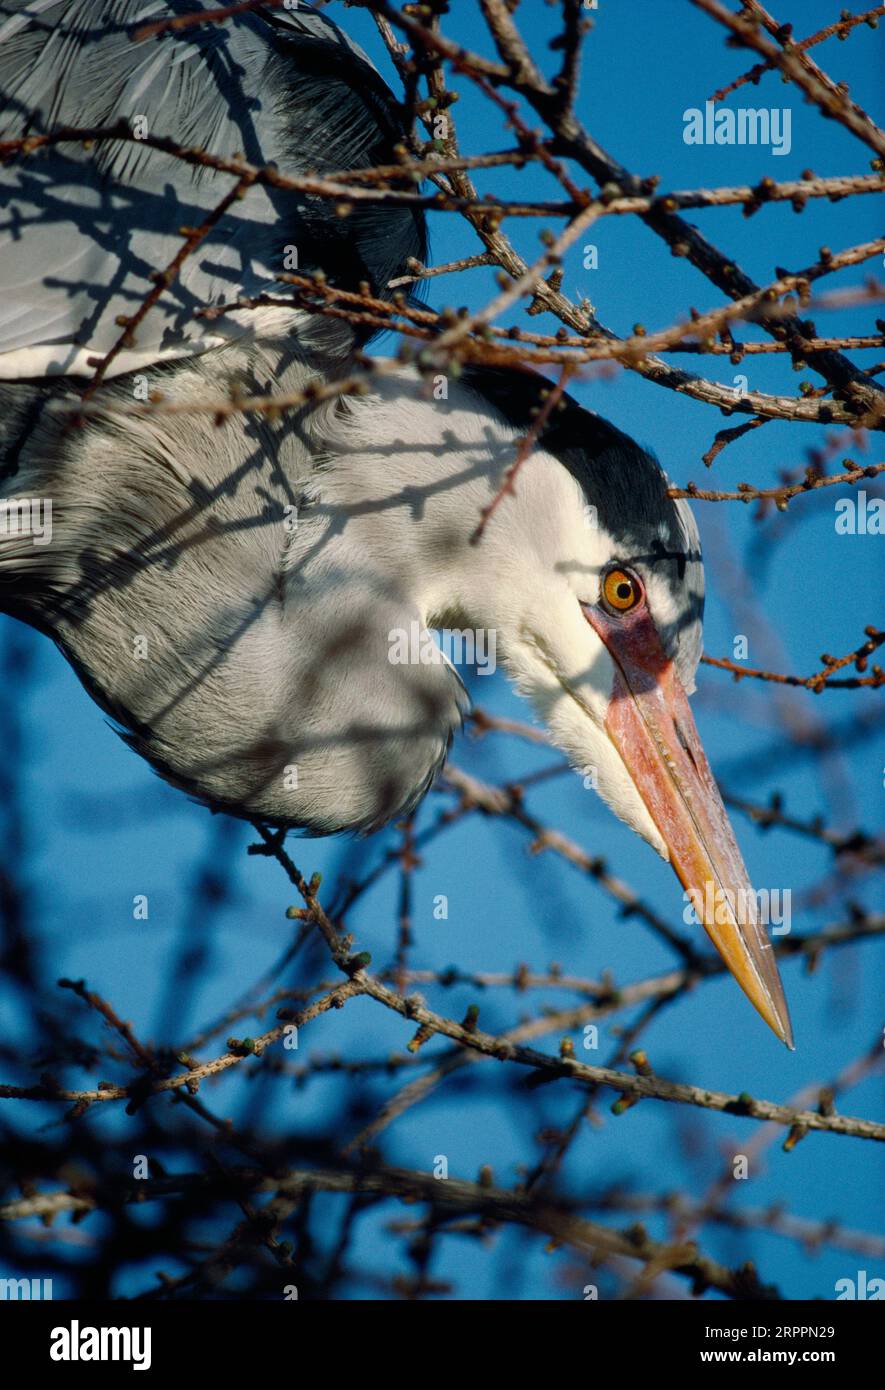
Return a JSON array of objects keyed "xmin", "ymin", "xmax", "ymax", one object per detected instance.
[
  {"xmin": 694, "ymin": 0, "xmax": 885, "ymax": 156},
  {"xmin": 440, "ymin": 764, "xmax": 701, "ymax": 963},
  {"xmin": 473, "ymin": 0, "xmax": 885, "ymax": 418},
  {"xmin": 702, "ymin": 626, "xmax": 885, "ymax": 690},
  {"xmin": 0, "ymin": 124, "xmax": 580, "ymax": 219},
  {"xmin": 0, "ymin": 1161, "xmax": 782, "ymax": 1300},
  {"xmin": 345, "ymin": 912, "xmax": 885, "ymax": 1154},
  {"xmin": 670, "ymin": 459, "xmax": 885, "ymax": 507},
  {"xmin": 0, "ymin": 978, "xmax": 365, "ymax": 1107},
  {"xmin": 247, "ymin": 835, "xmax": 885, "ymax": 1144},
  {"xmin": 81, "ymin": 171, "xmax": 255, "ymax": 398},
  {"xmin": 723, "ymin": 791, "xmax": 885, "ymax": 864},
  {"xmin": 387, "ymin": 252, "xmax": 497, "ymax": 288},
  {"xmin": 710, "ymin": 5, "xmax": 885, "ymax": 100},
  {"xmin": 593, "ymin": 1190, "xmax": 885, "ymax": 1261}
]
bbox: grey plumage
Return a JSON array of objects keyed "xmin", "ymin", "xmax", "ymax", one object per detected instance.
[
  {"xmin": 0, "ymin": 0, "xmax": 424, "ymax": 373},
  {"xmin": 0, "ymin": 1, "xmax": 703, "ymax": 836},
  {"xmin": 0, "ymin": 4, "xmax": 801, "ymax": 1045}
]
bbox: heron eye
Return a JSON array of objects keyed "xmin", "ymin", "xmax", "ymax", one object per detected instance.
[{"xmin": 601, "ymin": 568, "xmax": 642, "ymax": 613}]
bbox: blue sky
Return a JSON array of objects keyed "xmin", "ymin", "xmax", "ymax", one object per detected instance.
[{"xmin": 0, "ymin": 0, "xmax": 882, "ymax": 1299}]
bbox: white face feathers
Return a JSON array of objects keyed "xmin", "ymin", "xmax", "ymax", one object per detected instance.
[{"xmin": 311, "ymin": 366, "xmax": 704, "ymax": 853}]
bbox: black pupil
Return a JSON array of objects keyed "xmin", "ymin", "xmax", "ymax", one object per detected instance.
[{"xmin": 616, "ymin": 582, "xmax": 632, "ymax": 601}]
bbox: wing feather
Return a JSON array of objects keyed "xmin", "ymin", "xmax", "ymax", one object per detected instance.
[{"xmin": 0, "ymin": 0, "xmax": 424, "ymax": 376}]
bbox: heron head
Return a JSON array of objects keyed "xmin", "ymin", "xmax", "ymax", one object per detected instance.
[
  {"xmin": 313, "ymin": 363, "xmax": 792, "ymax": 1045},
  {"xmin": 457, "ymin": 367, "xmax": 793, "ymax": 1047}
]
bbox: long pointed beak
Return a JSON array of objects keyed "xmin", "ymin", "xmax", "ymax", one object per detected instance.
[{"xmin": 582, "ymin": 602, "xmax": 793, "ymax": 1048}]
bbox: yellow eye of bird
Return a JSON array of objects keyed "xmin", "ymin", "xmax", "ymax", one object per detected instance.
[{"xmin": 602, "ymin": 568, "xmax": 642, "ymax": 613}]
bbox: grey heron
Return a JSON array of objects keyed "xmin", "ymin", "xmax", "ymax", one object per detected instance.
[{"xmin": 0, "ymin": 0, "xmax": 793, "ymax": 1046}]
